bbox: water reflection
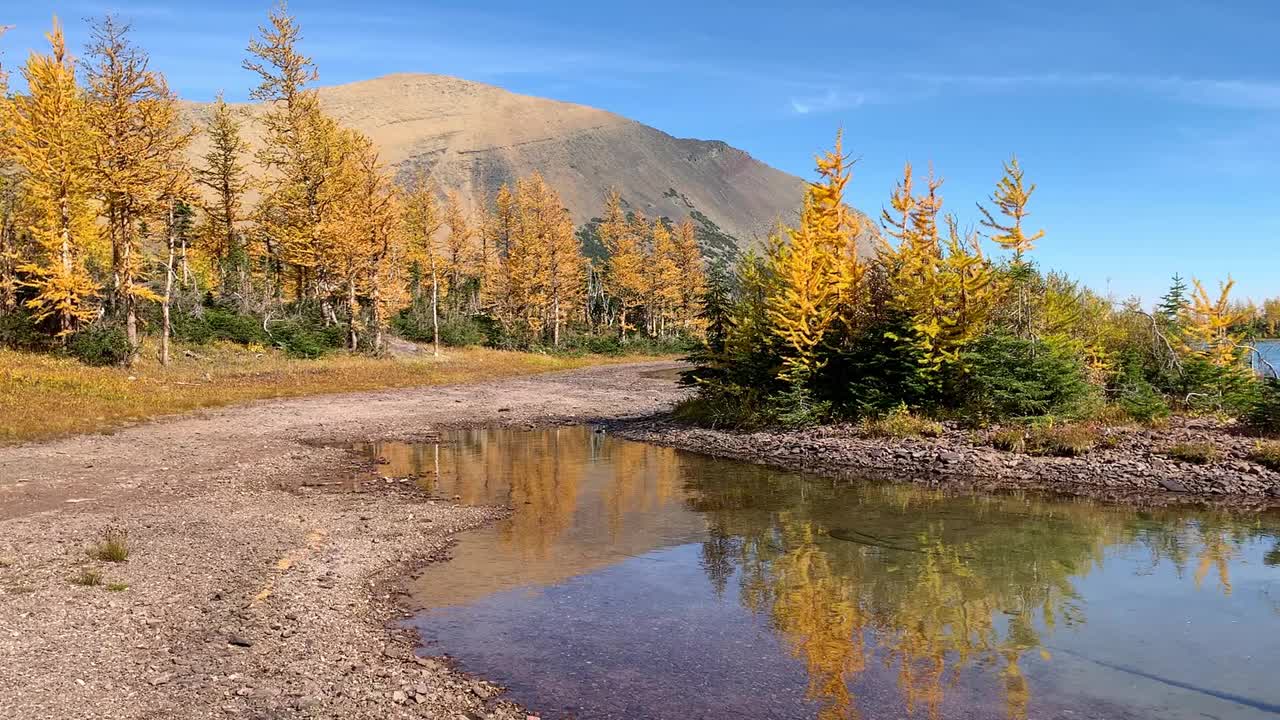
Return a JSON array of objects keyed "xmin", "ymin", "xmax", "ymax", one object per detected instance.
[{"xmin": 360, "ymin": 428, "xmax": 1280, "ymax": 720}]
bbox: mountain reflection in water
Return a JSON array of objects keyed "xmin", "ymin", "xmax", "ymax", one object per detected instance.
[{"xmin": 358, "ymin": 427, "xmax": 1280, "ymax": 720}]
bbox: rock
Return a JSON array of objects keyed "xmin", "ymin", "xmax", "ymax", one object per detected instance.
[
  {"xmin": 148, "ymin": 673, "xmax": 173, "ymax": 686},
  {"xmin": 227, "ymin": 635, "xmax": 253, "ymax": 648},
  {"xmin": 1157, "ymin": 477, "xmax": 1188, "ymax": 493},
  {"xmin": 392, "ymin": 690, "xmax": 407, "ymax": 703}
]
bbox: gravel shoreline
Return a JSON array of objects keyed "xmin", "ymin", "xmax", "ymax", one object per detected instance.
[
  {"xmin": 0, "ymin": 361, "xmax": 687, "ymax": 720},
  {"xmin": 612, "ymin": 416, "xmax": 1280, "ymax": 509}
]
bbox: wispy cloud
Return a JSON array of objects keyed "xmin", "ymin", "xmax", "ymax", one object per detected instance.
[
  {"xmin": 789, "ymin": 88, "xmax": 879, "ymax": 115},
  {"xmin": 908, "ymin": 72, "xmax": 1280, "ymax": 110},
  {"xmin": 785, "ymin": 72, "xmax": 1280, "ymax": 115}
]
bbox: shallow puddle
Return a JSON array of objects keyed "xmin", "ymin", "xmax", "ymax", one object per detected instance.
[{"xmin": 359, "ymin": 427, "xmax": 1280, "ymax": 720}]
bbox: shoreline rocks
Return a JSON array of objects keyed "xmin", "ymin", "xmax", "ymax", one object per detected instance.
[{"xmin": 612, "ymin": 416, "xmax": 1280, "ymax": 510}]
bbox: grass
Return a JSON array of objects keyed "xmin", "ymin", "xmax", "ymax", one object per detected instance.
[
  {"xmin": 861, "ymin": 407, "xmax": 944, "ymax": 439},
  {"xmin": 990, "ymin": 428, "xmax": 1026, "ymax": 453},
  {"xmin": 92, "ymin": 525, "xmax": 130, "ymax": 563},
  {"xmin": 1249, "ymin": 441, "xmax": 1280, "ymax": 471},
  {"xmin": 0, "ymin": 340, "xmax": 667, "ymax": 444},
  {"xmin": 106, "ymin": 582, "xmax": 129, "ymax": 592},
  {"xmin": 1025, "ymin": 423, "xmax": 1100, "ymax": 457},
  {"xmin": 1163, "ymin": 441, "xmax": 1220, "ymax": 465},
  {"xmin": 71, "ymin": 567, "xmax": 103, "ymax": 587}
]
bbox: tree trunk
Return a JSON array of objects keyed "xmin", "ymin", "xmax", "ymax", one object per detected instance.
[
  {"xmin": 347, "ymin": 279, "xmax": 359, "ymax": 351},
  {"xmin": 161, "ymin": 203, "xmax": 176, "ymax": 366},
  {"xmin": 553, "ymin": 293, "xmax": 561, "ymax": 348},
  {"xmin": 431, "ymin": 264, "xmax": 440, "ymax": 357}
]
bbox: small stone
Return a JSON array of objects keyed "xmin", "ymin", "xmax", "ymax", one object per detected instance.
[
  {"xmin": 228, "ymin": 635, "xmax": 253, "ymax": 648},
  {"xmin": 148, "ymin": 674, "xmax": 172, "ymax": 686},
  {"xmin": 392, "ymin": 690, "xmax": 407, "ymax": 703}
]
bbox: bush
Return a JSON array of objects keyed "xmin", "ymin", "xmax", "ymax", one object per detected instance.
[
  {"xmin": 92, "ymin": 525, "xmax": 130, "ymax": 563},
  {"xmin": 0, "ymin": 309, "xmax": 54, "ymax": 351},
  {"xmin": 990, "ymin": 428, "xmax": 1026, "ymax": 453},
  {"xmin": 1163, "ymin": 441, "xmax": 1220, "ymax": 465},
  {"xmin": 770, "ymin": 384, "xmax": 832, "ymax": 428},
  {"xmin": 71, "ymin": 567, "xmax": 103, "ymax": 587},
  {"xmin": 67, "ymin": 326, "xmax": 131, "ymax": 366},
  {"xmin": 1176, "ymin": 356, "xmax": 1260, "ymax": 417},
  {"xmin": 1249, "ymin": 441, "xmax": 1280, "ymax": 471},
  {"xmin": 673, "ymin": 381, "xmax": 772, "ymax": 430},
  {"xmin": 1243, "ymin": 379, "xmax": 1280, "ymax": 435},
  {"xmin": 1025, "ymin": 423, "xmax": 1099, "ymax": 457},
  {"xmin": 956, "ymin": 333, "xmax": 1093, "ymax": 421},
  {"xmin": 861, "ymin": 405, "xmax": 943, "ymax": 438},
  {"xmin": 268, "ymin": 320, "xmax": 342, "ymax": 358},
  {"xmin": 1117, "ymin": 376, "xmax": 1171, "ymax": 424},
  {"xmin": 437, "ymin": 316, "xmax": 495, "ymax": 347}
]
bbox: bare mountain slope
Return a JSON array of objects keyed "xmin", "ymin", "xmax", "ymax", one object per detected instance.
[{"xmin": 188, "ymin": 73, "xmax": 807, "ymax": 256}]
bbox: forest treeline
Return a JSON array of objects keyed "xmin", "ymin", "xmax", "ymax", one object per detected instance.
[
  {"xmin": 0, "ymin": 9, "xmax": 706, "ymax": 366},
  {"xmin": 684, "ymin": 134, "xmax": 1280, "ymax": 432}
]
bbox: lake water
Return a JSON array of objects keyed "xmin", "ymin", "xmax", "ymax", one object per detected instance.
[
  {"xmin": 360, "ymin": 427, "xmax": 1280, "ymax": 720},
  {"xmin": 1253, "ymin": 339, "xmax": 1279, "ymax": 378}
]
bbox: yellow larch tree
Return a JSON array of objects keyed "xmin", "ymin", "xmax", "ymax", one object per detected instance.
[
  {"xmin": 401, "ymin": 168, "xmax": 446, "ymax": 354},
  {"xmin": 244, "ymin": 1, "xmax": 331, "ymax": 300},
  {"xmin": 1182, "ymin": 277, "xmax": 1248, "ymax": 368},
  {"xmin": 672, "ymin": 218, "xmax": 707, "ymax": 336},
  {"xmin": 768, "ymin": 131, "xmax": 865, "ymax": 384},
  {"xmin": 84, "ymin": 15, "xmax": 192, "ymax": 361},
  {"xmin": 505, "ymin": 173, "xmax": 584, "ymax": 346},
  {"xmin": 480, "ymin": 183, "xmax": 517, "ymax": 332},
  {"xmin": 978, "ymin": 156, "xmax": 1044, "ymax": 261},
  {"xmin": 194, "ymin": 92, "xmax": 250, "ymax": 301},
  {"xmin": 599, "ymin": 190, "xmax": 647, "ymax": 339},
  {"xmin": 882, "ymin": 165, "xmax": 1000, "ymax": 376},
  {"xmin": 5, "ymin": 19, "xmax": 100, "ymax": 338},
  {"xmin": 0, "ymin": 24, "xmax": 19, "ymax": 314},
  {"xmin": 648, "ymin": 219, "xmax": 682, "ymax": 338},
  {"xmin": 528, "ymin": 173, "xmax": 584, "ymax": 346},
  {"xmin": 442, "ymin": 189, "xmax": 473, "ymax": 295}
]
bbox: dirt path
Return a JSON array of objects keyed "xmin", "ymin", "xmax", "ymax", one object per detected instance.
[{"xmin": 0, "ymin": 361, "xmax": 686, "ymax": 720}]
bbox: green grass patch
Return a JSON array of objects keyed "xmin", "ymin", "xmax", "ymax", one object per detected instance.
[
  {"xmin": 92, "ymin": 525, "xmax": 130, "ymax": 563},
  {"xmin": 1163, "ymin": 441, "xmax": 1220, "ymax": 465},
  {"xmin": 71, "ymin": 568, "xmax": 103, "ymax": 587},
  {"xmin": 1249, "ymin": 441, "xmax": 1280, "ymax": 471},
  {"xmin": 861, "ymin": 406, "xmax": 943, "ymax": 439}
]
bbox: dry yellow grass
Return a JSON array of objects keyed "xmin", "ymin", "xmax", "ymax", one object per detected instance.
[{"xmin": 0, "ymin": 341, "xmax": 664, "ymax": 444}]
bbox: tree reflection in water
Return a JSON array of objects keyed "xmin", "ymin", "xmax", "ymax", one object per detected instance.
[
  {"xmin": 686, "ymin": 462, "xmax": 1268, "ymax": 720},
  {"xmin": 366, "ymin": 429, "xmax": 1277, "ymax": 720}
]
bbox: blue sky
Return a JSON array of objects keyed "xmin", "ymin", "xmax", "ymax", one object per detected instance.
[{"xmin": 3, "ymin": 1, "xmax": 1278, "ymax": 302}]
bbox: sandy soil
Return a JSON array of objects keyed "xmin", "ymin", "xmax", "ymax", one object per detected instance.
[{"xmin": 0, "ymin": 361, "xmax": 686, "ymax": 720}]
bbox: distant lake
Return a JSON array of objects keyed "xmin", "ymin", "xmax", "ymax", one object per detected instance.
[{"xmin": 1253, "ymin": 339, "xmax": 1280, "ymax": 378}]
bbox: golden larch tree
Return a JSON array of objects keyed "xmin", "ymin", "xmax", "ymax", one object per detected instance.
[
  {"xmin": 599, "ymin": 190, "xmax": 647, "ymax": 339},
  {"xmin": 768, "ymin": 131, "xmax": 865, "ymax": 383},
  {"xmin": 84, "ymin": 15, "xmax": 193, "ymax": 360},
  {"xmin": 244, "ymin": 1, "xmax": 332, "ymax": 300},
  {"xmin": 672, "ymin": 218, "xmax": 707, "ymax": 336},
  {"xmin": 5, "ymin": 19, "xmax": 100, "ymax": 337},
  {"xmin": 978, "ymin": 156, "xmax": 1044, "ymax": 260},
  {"xmin": 648, "ymin": 220, "xmax": 682, "ymax": 338},
  {"xmin": 1182, "ymin": 278, "xmax": 1248, "ymax": 368},
  {"xmin": 480, "ymin": 183, "xmax": 517, "ymax": 332},
  {"xmin": 442, "ymin": 189, "xmax": 473, "ymax": 294},
  {"xmin": 401, "ymin": 168, "xmax": 446, "ymax": 354},
  {"xmin": 194, "ymin": 92, "xmax": 250, "ymax": 300}
]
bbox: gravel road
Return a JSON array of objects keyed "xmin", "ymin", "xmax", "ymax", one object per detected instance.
[{"xmin": 0, "ymin": 361, "xmax": 686, "ymax": 720}]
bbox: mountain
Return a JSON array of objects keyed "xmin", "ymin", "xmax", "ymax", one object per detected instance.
[{"xmin": 187, "ymin": 73, "xmax": 810, "ymax": 260}]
